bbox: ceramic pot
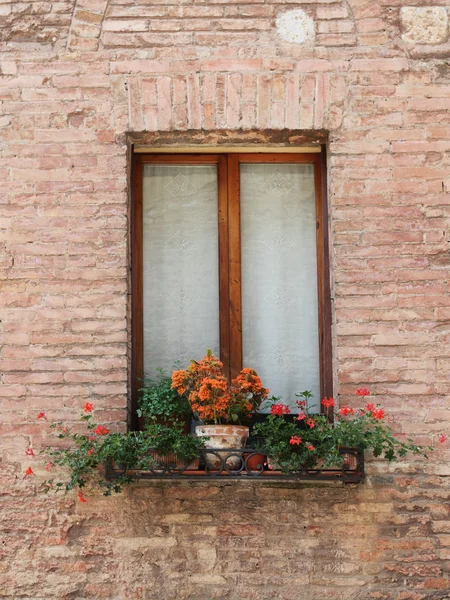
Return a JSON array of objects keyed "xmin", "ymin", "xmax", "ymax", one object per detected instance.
[{"xmin": 195, "ymin": 425, "xmax": 249, "ymax": 470}]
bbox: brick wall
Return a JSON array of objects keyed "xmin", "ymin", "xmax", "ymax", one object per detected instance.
[{"xmin": 1, "ymin": 1, "xmax": 450, "ymax": 598}]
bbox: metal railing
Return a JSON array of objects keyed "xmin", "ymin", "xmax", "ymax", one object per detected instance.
[{"xmin": 105, "ymin": 447, "xmax": 364, "ymax": 483}]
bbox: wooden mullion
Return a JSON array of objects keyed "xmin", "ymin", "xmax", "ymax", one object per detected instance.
[
  {"xmin": 315, "ymin": 149, "xmax": 333, "ymax": 420},
  {"xmin": 218, "ymin": 155, "xmax": 231, "ymax": 379},
  {"xmin": 131, "ymin": 154, "xmax": 143, "ymax": 431},
  {"xmin": 227, "ymin": 154, "xmax": 243, "ymax": 379}
]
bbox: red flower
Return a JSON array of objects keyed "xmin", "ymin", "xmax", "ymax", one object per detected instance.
[
  {"xmin": 270, "ymin": 403, "xmax": 291, "ymax": 416},
  {"xmin": 438, "ymin": 434, "xmax": 448, "ymax": 444},
  {"xmin": 306, "ymin": 418, "xmax": 316, "ymax": 429},
  {"xmin": 45, "ymin": 462, "xmax": 54, "ymax": 471},
  {"xmin": 83, "ymin": 402, "xmax": 94, "ymax": 413},
  {"xmin": 25, "ymin": 466, "xmax": 34, "ymax": 476},
  {"xmin": 94, "ymin": 425, "xmax": 109, "ymax": 436},
  {"xmin": 322, "ymin": 397, "xmax": 335, "ymax": 408},
  {"xmin": 372, "ymin": 408, "xmax": 385, "ymax": 420},
  {"xmin": 356, "ymin": 388, "xmax": 370, "ymax": 397},
  {"xmin": 78, "ymin": 491, "xmax": 87, "ymax": 503},
  {"xmin": 307, "ymin": 444, "xmax": 315, "ymax": 451},
  {"xmin": 289, "ymin": 436, "xmax": 302, "ymax": 445},
  {"xmin": 297, "ymin": 411, "xmax": 307, "ymax": 421},
  {"xmin": 295, "ymin": 399, "xmax": 307, "ymax": 408},
  {"xmin": 338, "ymin": 406, "xmax": 355, "ymax": 417},
  {"xmin": 365, "ymin": 403, "xmax": 376, "ymax": 412},
  {"xmin": 37, "ymin": 412, "xmax": 46, "ymax": 420},
  {"xmin": 87, "ymin": 447, "xmax": 95, "ymax": 456},
  {"xmin": 25, "ymin": 447, "xmax": 35, "ymax": 457}
]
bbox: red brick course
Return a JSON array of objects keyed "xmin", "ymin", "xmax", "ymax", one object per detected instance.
[{"xmin": 1, "ymin": 0, "xmax": 450, "ymax": 598}]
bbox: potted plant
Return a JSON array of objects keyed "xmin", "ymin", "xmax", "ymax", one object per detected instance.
[
  {"xmin": 171, "ymin": 350, "xmax": 269, "ymax": 469},
  {"xmin": 141, "ymin": 421, "xmax": 204, "ymax": 473},
  {"xmin": 138, "ymin": 369, "xmax": 192, "ymax": 432},
  {"xmin": 253, "ymin": 390, "xmax": 431, "ymax": 473}
]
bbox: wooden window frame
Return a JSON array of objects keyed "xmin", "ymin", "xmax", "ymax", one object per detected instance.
[{"xmin": 131, "ymin": 151, "xmax": 332, "ymax": 429}]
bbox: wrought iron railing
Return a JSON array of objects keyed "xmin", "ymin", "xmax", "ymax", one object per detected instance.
[{"xmin": 105, "ymin": 447, "xmax": 364, "ymax": 483}]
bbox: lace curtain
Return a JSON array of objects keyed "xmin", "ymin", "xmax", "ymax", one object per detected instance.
[
  {"xmin": 142, "ymin": 165, "xmax": 220, "ymax": 377},
  {"xmin": 240, "ymin": 163, "xmax": 320, "ymax": 411}
]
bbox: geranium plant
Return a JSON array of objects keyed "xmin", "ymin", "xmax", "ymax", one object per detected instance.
[
  {"xmin": 171, "ymin": 350, "xmax": 269, "ymax": 425},
  {"xmin": 36, "ymin": 403, "xmax": 205, "ymax": 498},
  {"xmin": 253, "ymin": 389, "xmax": 437, "ymax": 473}
]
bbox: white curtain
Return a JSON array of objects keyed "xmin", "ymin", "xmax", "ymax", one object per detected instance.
[
  {"xmin": 240, "ymin": 163, "xmax": 320, "ymax": 411},
  {"xmin": 142, "ymin": 165, "xmax": 220, "ymax": 377}
]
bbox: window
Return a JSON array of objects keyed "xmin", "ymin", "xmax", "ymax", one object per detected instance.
[{"xmin": 131, "ymin": 151, "xmax": 331, "ymax": 426}]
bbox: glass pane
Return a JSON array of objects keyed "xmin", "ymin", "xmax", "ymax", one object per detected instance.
[
  {"xmin": 142, "ymin": 164, "xmax": 219, "ymax": 377},
  {"xmin": 240, "ymin": 163, "xmax": 320, "ymax": 411}
]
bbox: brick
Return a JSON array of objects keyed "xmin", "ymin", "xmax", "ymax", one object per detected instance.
[
  {"xmin": 350, "ymin": 59, "xmax": 410, "ymax": 72},
  {"xmin": 186, "ymin": 72, "xmax": 201, "ymax": 129},
  {"xmin": 102, "ymin": 19, "xmax": 149, "ymax": 32},
  {"xmin": 111, "ymin": 60, "xmax": 171, "ymax": 74},
  {"xmin": 201, "ymin": 59, "xmax": 262, "ymax": 72},
  {"xmin": 156, "ymin": 76, "xmax": 172, "ymax": 130},
  {"xmin": 226, "ymin": 73, "xmax": 241, "ymax": 128}
]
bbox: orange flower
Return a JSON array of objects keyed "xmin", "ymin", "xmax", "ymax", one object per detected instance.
[
  {"xmin": 94, "ymin": 425, "xmax": 109, "ymax": 436},
  {"xmin": 171, "ymin": 352, "xmax": 268, "ymax": 424},
  {"xmin": 338, "ymin": 406, "xmax": 355, "ymax": 417},
  {"xmin": 25, "ymin": 466, "xmax": 34, "ymax": 476},
  {"xmin": 356, "ymin": 388, "xmax": 370, "ymax": 397},
  {"xmin": 322, "ymin": 397, "xmax": 335, "ymax": 408},
  {"xmin": 372, "ymin": 408, "xmax": 385, "ymax": 420}
]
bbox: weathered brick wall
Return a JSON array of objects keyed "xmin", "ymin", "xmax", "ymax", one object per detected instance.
[{"xmin": 1, "ymin": 1, "xmax": 450, "ymax": 598}]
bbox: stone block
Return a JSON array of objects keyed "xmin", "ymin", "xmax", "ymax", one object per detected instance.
[{"xmin": 400, "ymin": 7, "xmax": 449, "ymax": 44}]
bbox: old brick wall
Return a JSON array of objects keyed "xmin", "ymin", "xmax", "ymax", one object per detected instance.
[{"xmin": 1, "ymin": 0, "xmax": 450, "ymax": 598}]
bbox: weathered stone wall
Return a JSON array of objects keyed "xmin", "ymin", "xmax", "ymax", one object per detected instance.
[{"xmin": 1, "ymin": 1, "xmax": 450, "ymax": 598}]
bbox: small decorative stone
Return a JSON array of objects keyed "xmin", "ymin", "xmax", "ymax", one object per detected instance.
[
  {"xmin": 276, "ymin": 9, "xmax": 315, "ymax": 44},
  {"xmin": 400, "ymin": 7, "xmax": 449, "ymax": 45}
]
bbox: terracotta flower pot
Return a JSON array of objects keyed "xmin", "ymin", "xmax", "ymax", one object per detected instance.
[
  {"xmin": 243, "ymin": 452, "xmax": 266, "ymax": 473},
  {"xmin": 195, "ymin": 425, "xmax": 249, "ymax": 471},
  {"xmin": 148, "ymin": 450, "xmax": 199, "ymax": 472}
]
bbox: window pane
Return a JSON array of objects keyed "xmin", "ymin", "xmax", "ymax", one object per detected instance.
[
  {"xmin": 240, "ymin": 163, "xmax": 320, "ymax": 411},
  {"xmin": 142, "ymin": 164, "xmax": 219, "ymax": 377}
]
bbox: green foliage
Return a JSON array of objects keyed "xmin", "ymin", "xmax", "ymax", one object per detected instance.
[
  {"xmin": 42, "ymin": 412, "xmax": 205, "ymax": 497},
  {"xmin": 143, "ymin": 421, "xmax": 206, "ymax": 463},
  {"xmin": 137, "ymin": 369, "xmax": 191, "ymax": 422}
]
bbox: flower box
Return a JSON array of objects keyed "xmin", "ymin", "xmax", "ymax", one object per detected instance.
[{"xmin": 105, "ymin": 446, "xmax": 364, "ymax": 483}]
